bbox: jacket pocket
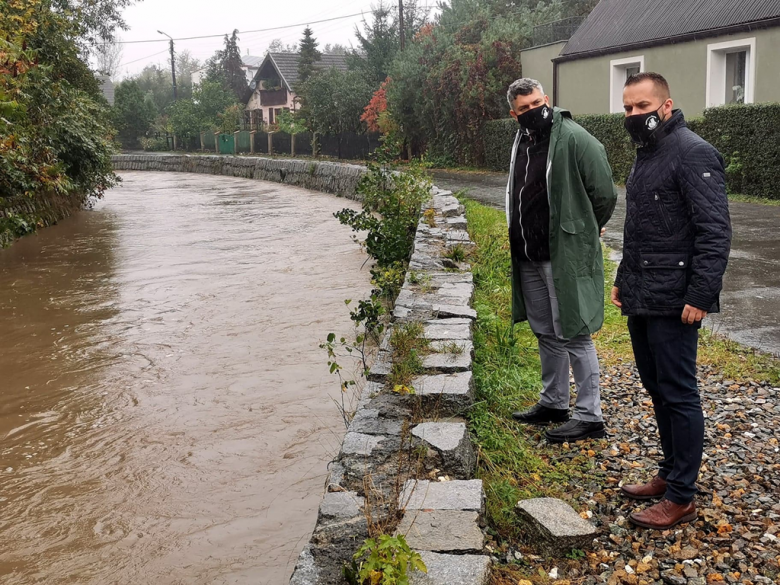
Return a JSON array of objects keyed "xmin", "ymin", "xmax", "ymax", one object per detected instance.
[
  {"xmin": 560, "ymin": 218, "xmax": 586, "ymax": 234},
  {"xmin": 640, "ymin": 252, "xmax": 690, "ymax": 308}
]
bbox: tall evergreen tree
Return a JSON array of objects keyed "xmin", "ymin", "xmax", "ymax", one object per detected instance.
[
  {"xmin": 204, "ymin": 29, "xmax": 249, "ymax": 102},
  {"xmin": 297, "ymin": 27, "xmax": 321, "ymax": 86},
  {"xmin": 348, "ymin": 1, "xmax": 428, "ymax": 87},
  {"xmin": 222, "ymin": 30, "xmax": 248, "ymax": 102}
]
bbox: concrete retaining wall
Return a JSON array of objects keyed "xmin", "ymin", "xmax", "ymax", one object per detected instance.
[{"xmin": 111, "ymin": 154, "xmax": 489, "ymax": 584}]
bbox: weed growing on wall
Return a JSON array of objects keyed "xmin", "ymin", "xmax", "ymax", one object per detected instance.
[{"xmin": 323, "ymin": 145, "xmax": 432, "ymax": 424}]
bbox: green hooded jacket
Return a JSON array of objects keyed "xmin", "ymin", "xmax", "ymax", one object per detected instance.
[{"xmin": 507, "ymin": 107, "xmax": 618, "ymax": 339}]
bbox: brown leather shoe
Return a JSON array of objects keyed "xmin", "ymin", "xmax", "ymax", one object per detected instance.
[
  {"xmin": 621, "ymin": 475, "xmax": 668, "ymax": 500},
  {"xmin": 629, "ymin": 498, "xmax": 697, "ymax": 530}
]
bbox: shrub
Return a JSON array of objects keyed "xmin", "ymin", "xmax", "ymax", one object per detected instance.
[
  {"xmin": 335, "ymin": 147, "xmax": 432, "ymax": 272},
  {"xmin": 574, "ymin": 113, "xmax": 636, "ymax": 183},
  {"xmin": 695, "ymin": 103, "xmax": 780, "ymax": 200},
  {"xmin": 482, "ymin": 118, "xmax": 518, "ymax": 172},
  {"xmin": 140, "ymin": 136, "xmax": 170, "ymax": 152}
]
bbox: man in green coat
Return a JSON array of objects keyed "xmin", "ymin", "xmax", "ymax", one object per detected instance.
[{"xmin": 507, "ymin": 78, "xmax": 617, "ymax": 443}]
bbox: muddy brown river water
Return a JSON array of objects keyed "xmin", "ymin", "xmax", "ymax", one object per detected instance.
[{"xmin": 0, "ymin": 172, "xmax": 372, "ymax": 584}]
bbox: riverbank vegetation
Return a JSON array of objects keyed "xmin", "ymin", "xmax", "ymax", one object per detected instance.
[{"xmin": 0, "ymin": 0, "xmax": 124, "ymax": 244}]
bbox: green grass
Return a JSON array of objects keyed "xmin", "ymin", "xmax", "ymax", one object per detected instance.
[
  {"xmin": 389, "ymin": 322, "xmax": 429, "ymax": 389},
  {"xmin": 728, "ymin": 193, "xmax": 780, "ymax": 206},
  {"xmin": 461, "ymin": 196, "xmax": 780, "ymax": 545},
  {"xmin": 461, "ymin": 199, "xmax": 602, "ymax": 541}
]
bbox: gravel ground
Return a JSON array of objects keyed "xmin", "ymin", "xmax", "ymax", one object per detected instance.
[{"xmin": 491, "ymin": 361, "xmax": 780, "ymax": 585}]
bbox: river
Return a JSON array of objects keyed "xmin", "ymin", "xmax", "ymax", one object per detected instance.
[{"xmin": 0, "ymin": 172, "xmax": 372, "ymax": 584}]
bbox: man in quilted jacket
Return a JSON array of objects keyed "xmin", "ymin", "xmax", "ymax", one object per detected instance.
[{"xmin": 612, "ymin": 72, "xmax": 732, "ymax": 530}]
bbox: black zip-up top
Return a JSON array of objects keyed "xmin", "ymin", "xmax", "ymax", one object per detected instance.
[
  {"xmin": 616, "ymin": 110, "xmax": 732, "ymax": 316},
  {"xmin": 510, "ymin": 129, "xmax": 550, "ymax": 263}
]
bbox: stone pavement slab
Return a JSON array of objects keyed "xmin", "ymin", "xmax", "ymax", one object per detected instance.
[
  {"xmin": 397, "ymin": 510, "xmax": 483, "ymax": 553},
  {"xmin": 516, "ymin": 497, "xmax": 597, "ymax": 556},
  {"xmin": 401, "ymin": 479, "xmax": 484, "ymax": 513},
  {"xmin": 409, "ymin": 551, "xmax": 490, "ymax": 585}
]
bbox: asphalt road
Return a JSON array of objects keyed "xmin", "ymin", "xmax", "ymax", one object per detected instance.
[{"xmin": 432, "ymin": 169, "xmax": 780, "ymax": 356}]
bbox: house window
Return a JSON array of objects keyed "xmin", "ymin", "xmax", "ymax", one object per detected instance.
[
  {"xmin": 610, "ymin": 56, "xmax": 645, "ymax": 113},
  {"xmin": 625, "ymin": 65, "xmax": 640, "ymax": 79},
  {"xmin": 707, "ymin": 38, "xmax": 755, "ymax": 107}
]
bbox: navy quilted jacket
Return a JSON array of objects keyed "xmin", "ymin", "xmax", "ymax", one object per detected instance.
[{"xmin": 615, "ymin": 110, "xmax": 732, "ymax": 316}]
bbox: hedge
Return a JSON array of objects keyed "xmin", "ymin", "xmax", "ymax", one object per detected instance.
[
  {"xmin": 483, "ymin": 103, "xmax": 780, "ymax": 200},
  {"xmin": 695, "ymin": 104, "xmax": 780, "ymax": 200}
]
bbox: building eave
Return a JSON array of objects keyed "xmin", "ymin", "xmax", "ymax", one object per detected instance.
[{"xmin": 554, "ymin": 16, "xmax": 780, "ymax": 63}]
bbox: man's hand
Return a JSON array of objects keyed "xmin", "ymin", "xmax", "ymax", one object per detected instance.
[
  {"xmin": 682, "ymin": 304, "xmax": 707, "ymax": 325},
  {"xmin": 600, "ymin": 227, "xmax": 606, "ymax": 238},
  {"xmin": 611, "ymin": 286, "xmax": 622, "ymax": 308}
]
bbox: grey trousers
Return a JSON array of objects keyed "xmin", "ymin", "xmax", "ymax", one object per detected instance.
[{"xmin": 519, "ymin": 261, "xmax": 603, "ymax": 422}]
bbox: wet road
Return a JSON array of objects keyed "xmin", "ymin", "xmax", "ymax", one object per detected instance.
[
  {"xmin": 433, "ymin": 169, "xmax": 780, "ymax": 356},
  {"xmin": 0, "ymin": 172, "xmax": 371, "ymax": 584}
]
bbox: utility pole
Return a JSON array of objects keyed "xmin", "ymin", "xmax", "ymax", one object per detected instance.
[
  {"xmin": 399, "ymin": 0, "xmax": 405, "ymax": 50},
  {"xmin": 157, "ymin": 30, "xmax": 178, "ymax": 100}
]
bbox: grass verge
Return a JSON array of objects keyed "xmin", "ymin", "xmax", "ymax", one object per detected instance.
[
  {"xmin": 727, "ymin": 193, "xmax": 780, "ymax": 207},
  {"xmin": 461, "ymin": 196, "xmax": 780, "ymax": 547}
]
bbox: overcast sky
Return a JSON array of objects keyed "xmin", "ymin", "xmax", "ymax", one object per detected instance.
[{"xmin": 114, "ymin": 0, "xmax": 438, "ymax": 79}]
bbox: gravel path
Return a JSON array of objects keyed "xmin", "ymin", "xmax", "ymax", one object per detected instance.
[{"xmin": 494, "ymin": 362, "xmax": 780, "ymax": 585}]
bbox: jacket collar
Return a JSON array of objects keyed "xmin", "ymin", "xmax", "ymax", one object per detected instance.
[{"xmin": 643, "ymin": 109, "xmax": 686, "ymax": 149}]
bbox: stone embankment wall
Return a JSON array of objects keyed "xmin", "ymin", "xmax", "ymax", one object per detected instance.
[
  {"xmin": 289, "ymin": 189, "xmax": 490, "ymax": 585},
  {"xmin": 111, "ymin": 154, "xmax": 490, "ymax": 584},
  {"xmin": 0, "ymin": 193, "xmax": 84, "ymax": 248},
  {"xmin": 111, "ymin": 154, "xmax": 367, "ymax": 201}
]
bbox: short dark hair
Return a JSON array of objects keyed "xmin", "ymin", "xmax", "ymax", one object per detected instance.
[{"xmin": 624, "ymin": 72, "xmax": 670, "ymax": 99}]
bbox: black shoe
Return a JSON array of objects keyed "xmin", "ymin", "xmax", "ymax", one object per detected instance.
[
  {"xmin": 512, "ymin": 403, "xmax": 570, "ymax": 425},
  {"xmin": 545, "ymin": 419, "xmax": 605, "ymax": 443}
]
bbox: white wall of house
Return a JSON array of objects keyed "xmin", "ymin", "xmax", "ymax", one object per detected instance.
[
  {"xmin": 554, "ymin": 27, "xmax": 780, "ymax": 116},
  {"xmin": 245, "ymin": 88, "xmax": 297, "ymax": 125}
]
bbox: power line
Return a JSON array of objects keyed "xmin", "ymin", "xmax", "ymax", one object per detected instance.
[
  {"xmin": 119, "ymin": 48, "xmax": 170, "ymax": 67},
  {"xmin": 108, "ymin": 12, "xmax": 367, "ymax": 45}
]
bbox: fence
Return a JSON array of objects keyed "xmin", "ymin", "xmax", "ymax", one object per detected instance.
[
  {"xmin": 531, "ymin": 16, "xmax": 584, "ymax": 46},
  {"xmin": 198, "ymin": 131, "xmax": 382, "ymax": 160},
  {"xmin": 150, "ymin": 130, "xmax": 382, "ymax": 160}
]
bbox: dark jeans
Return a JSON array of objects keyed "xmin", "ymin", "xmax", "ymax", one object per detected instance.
[{"xmin": 627, "ymin": 316, "xmax": 703, "ymax": 504}]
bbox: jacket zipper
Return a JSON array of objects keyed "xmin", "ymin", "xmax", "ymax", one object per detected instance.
[
  {"xmin": 506, "ymin": 131, "xmax": 522, "ymax": 228},
  {"xmin": 518, "ymin": 145, "xmax": 532, "ymax": 260},
  {"xmin": 654, "ymin": 193, "xmax": 673, "ymax": 235}
]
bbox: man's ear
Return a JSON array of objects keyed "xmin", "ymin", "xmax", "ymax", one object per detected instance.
[
  {"xmin": 509, "ymin": 109, "xmax": 518, "ymax": 121},
  {"xmin": 663, "ymin": 98, "xmax": 674, "ymax": 119},
  {"xmin": 544, "ymin": 95, "xmax": 551, "ymax": 107}
]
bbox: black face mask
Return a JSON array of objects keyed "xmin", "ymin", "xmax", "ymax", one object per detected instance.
[
  {"xmin": 624, "ymin": 107, "xmax": 664, "ymax": 146},
  {"xmin": 516, "ymin": 104, "xmax": 553, "ymax": 135}
]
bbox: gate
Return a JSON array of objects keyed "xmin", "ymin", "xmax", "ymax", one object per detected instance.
[{"xmin": 218, "ymin": 134, "xmax": 234, "ymax": 154}]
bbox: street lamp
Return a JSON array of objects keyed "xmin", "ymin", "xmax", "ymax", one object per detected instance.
[{"xmin": 158, "ymin": 30, "xmax": 177, "ymax": 100}]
